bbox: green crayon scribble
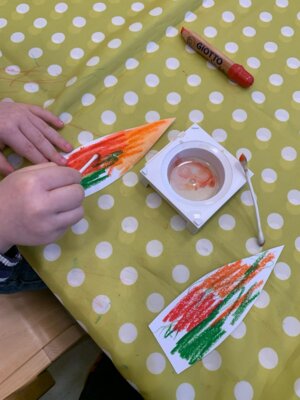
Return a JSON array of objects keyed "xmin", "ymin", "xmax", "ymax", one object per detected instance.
[
  {"xmin": 243, "ymin": 252, "xmax": 266, "ymax": 280},
  {"xmin": 231, "ymin": 289, "xmax": 259, "ymax": 325},
  {"xmin": 81, "ymin": 150, "xmax": 123, "ymax": 190},
  {"xmin": 161, "ymin": 252, "xmax": 275, "ymax": 366},
  {"xmin": 170, "ymin": 281, "xmax": 262, "ymax": 365},
  {"xmin": 81, "ymin": 168, "xmax": 109, "ymax": 189},
  {"xmin": 171, "ymin": 319, "xmax": 225, "ymax": 364}
]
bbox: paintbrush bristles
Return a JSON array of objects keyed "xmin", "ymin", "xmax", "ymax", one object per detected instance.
[
  {"xmin": 239, "ymin": 154, "xmax": 248, "ymax": 171},
  {"xmin": 239, "ymin": 153, "xmax": 265, "ymax": 247}
]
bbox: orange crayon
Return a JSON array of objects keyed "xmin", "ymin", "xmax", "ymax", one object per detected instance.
[{"xmin": 181, "ymin": 26, "xmax": 254, "ymax": 88}]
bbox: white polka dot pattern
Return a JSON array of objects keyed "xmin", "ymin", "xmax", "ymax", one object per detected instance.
[{"xmin": 1, "ymin": 1, "xmax": 299, "ymax": 399}]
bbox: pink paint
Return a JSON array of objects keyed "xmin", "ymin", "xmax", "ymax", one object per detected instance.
[{"xmin": 169, "ymin": 158, "xmax": 219, "ymax": 201}]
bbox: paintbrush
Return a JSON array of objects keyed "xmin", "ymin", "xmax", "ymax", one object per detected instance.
[
  {"xmin": 79, "ymin": 154, "xmax": 99, "ymax": 174},
  {"xmin": 239, "ymin": 154, "xmax": 265, "ymax": 246}
]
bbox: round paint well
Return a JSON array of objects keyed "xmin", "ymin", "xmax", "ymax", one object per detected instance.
[{"xmin": 167, "ymin": 148, "xmax": 225, "ymax": 201}]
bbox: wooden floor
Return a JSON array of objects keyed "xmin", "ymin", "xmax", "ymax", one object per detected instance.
[
  {"xmin": 40, "ymin": 336, "xmax": 99, "ymax": 400},
  {"xmin": 0, "ymin": 287, "xmax": 114, "ymax": 399},
  {"xmin": 6, "ymin": 370, "xmax": 55, "ymax": 400},
  {"xmin": 5, "ymin": 336, "xmax": 99, "ymax": 400}
]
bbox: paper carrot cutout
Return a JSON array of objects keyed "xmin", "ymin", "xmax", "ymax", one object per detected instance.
[
  {"xmin": 149, "ymin": 245, "xmax": 284, "ymax": 373},
  {"xmin": 65, "ymin": 118, "xmax": 175, "ymax": 196}
]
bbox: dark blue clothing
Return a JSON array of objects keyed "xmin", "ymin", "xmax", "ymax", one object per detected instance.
[{"xmin": 0, "ymin": 246, "xmax": 46, "ymax": 293}]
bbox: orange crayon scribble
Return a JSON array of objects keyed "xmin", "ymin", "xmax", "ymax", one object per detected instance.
[
  {"xmin": 213, "ymin": 280, "xmax": 263, "ymax": 326},
  {"xmin": 163, "ymin": 251, "xmax": 276, "ymax": 333},
  {"xmin": 66, "ymin": 131, "xmax": 126, "ymax": 175},
  {"xmin": 66, "ymin": 119, "xmax": 172, "ymax": 176},
  {"xmin": 203, "ymin": 260, "xmax": 250, "ymax": 297},
  {"xmin": 196, "ymin": 251, "xmax": 275, "ymax": 298}
]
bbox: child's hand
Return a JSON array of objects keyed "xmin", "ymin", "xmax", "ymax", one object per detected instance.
[
  {"xmin": 0, "ymin": 163, "xmax": 84, "ymax": 253},
  {"xmin": 0, "ymin": 102, "xmax": 73, "ymax": 175}
]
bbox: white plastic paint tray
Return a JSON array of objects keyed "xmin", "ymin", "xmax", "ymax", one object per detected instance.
[{"xmin": 140, "ymin": 124, "xmax": 247, "ymax": 233}]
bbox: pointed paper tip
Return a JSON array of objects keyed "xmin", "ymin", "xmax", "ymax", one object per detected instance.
[
  {"xmin": 161, "ymin": 117, "xmax": 176, "ymax": 129},
  {"xmin": 259, "ymin": 245, "xmax": 285, "ymax": 260},
  {"xmin": 263, "ymin": 245, "xmax": 285, "ymax": 265},
  {"xmin": 167, "ymin": 117, "xmax": 176, "ymax": 125},
  {"xmin": 273, "ymin": 244, "xmax": 285, "ymax": 254}
]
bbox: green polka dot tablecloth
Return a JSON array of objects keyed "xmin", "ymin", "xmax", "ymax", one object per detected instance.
[{"xmin": 1, "ymin": 0, "xmax": 300, "ymax": 399}]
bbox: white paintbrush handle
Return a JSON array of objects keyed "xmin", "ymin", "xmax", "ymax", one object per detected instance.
[
  {"xmin": 245, "ymin": 172, "xmax": 265, "ymax": 246},
  {"xmin": 79, "ymin": 154, "xmax": 99, "ymax": 174}
]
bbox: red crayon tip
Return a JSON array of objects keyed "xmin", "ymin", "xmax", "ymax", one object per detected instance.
[
  {"xmin": 239, "ymin": 153, "xmax": 247, "ymax": 163},
  {"xmin": 227, "ymin": 64, "xmax": 254, "ymax": 88}
]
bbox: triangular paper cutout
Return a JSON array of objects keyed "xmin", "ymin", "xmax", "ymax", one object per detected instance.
[
  {"xmin": 66, "ymin": 118, "xmax": 175, "ymax": 196},
  {"xmin": 149, "ymin": 245, "xmax": 284, "ymax": 374}
]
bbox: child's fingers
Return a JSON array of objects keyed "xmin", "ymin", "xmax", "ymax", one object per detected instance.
[
  {"xmin": 0, "ymin": 152, "xmax": 14, "ymax": 176},
  {"xmin": 15, "ymin": 162, "xmax": 57, "ymax": 174},
  {"xmin": 5, "ymin": 125, "xmax": 48, "ymax": 165},
  {"xmin": 20, "ymin": 122, "xmax": 67, "ymax": 165},
  {"xmin": 29, "ymin": 114, "xmax": 73, "ymax": 153},
  {"xmin": 28, "ymin": 104, "xmax": 64, "ymax": 128}
]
